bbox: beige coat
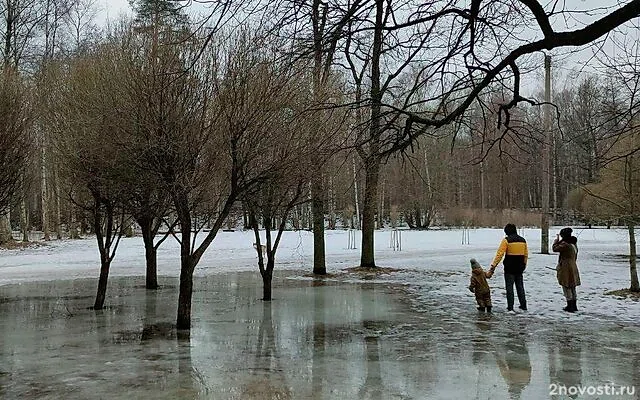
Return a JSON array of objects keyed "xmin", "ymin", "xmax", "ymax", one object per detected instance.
[
  {"xmin": 552, "ymin": 239, "xmax": 581, "ymax": 287},
  {"xmin": 469, "ymin": 268, "xmax": 490, "ymax": 294}
]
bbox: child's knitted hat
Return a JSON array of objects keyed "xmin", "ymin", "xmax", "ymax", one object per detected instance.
[{"xmin": 470, "ymin": 258, "xmax": 482, "ymax": 269}]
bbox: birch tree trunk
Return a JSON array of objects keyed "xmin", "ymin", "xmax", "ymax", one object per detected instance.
[
  {"xmin": 628, "ymin": 223, "xmax": 639, "ymax": 291},
  {"xmin": 54, "ymin": 167, "xmax": 62, "ymax": 239},
  {"xmin": 353, "ymin": 155, "xmax": 360, "ymax": 229},
  {"xmin": 41, "ymin": 134, "xmax": 50, "ymax": 241},
  {"xmin": 378, "ymin": 177, "xmax": 385, "ymax": 229},
  {"xmin": 626, "ymin": 151, "xmax": 639, "ymax": 292},
  {"xmin": 20, "ymin": 199, "xmax": 28, "ymax": 242}
]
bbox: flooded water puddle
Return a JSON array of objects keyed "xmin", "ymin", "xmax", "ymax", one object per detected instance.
[{"xmin": 0, "ymin": 271, "xmax": 638, "ymax": 399}]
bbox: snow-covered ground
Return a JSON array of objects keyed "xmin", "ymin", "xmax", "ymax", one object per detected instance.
[
  {"xmin": 1, "ymin": 227, "xmax": 639, "ymax": 399},
  {"xmin": 1, "ymin": 226, "xmax": 637, "ymax": 324}
]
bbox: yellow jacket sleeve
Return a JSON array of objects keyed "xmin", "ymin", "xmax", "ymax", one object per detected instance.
[{"xmin": 492, "ymin": 238, "xmax": 508, "ymax": 267}]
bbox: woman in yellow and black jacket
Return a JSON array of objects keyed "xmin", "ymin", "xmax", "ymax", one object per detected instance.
[{"xmin": 488, "ymin": 223, "xmax": 528, "ymax": 312}]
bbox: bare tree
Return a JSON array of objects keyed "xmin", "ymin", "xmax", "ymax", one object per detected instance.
[
  {"xmin": 285, "ymin": 0, "xmax": 367, "ymax": 275},
  {"xmin": 247, "ymin": 179, "xmax": 307, "ymax": 300},
  {"xmin": 55, "ymin": 39, "xmax": 133, "ymax": 308},
  {"xmin": 573, "ymin": 28, "xmax": 640, "ymax": 292},
  {"xmin": 115, "ymin": 27, "xmax": 313, "ymax": 330},
  {"xmin": 63, "ymin": 0, "xmax": 100, "ymax": 53},
  {"xmin": 218, "ymin": 29, "xmax": 318, "ymax": 300},
  {"xmin": 578, "ymin": 129, "xmax": 640, "ymax": 292},
  {"xmin": 1, "ymin": 0, "xmax": 47, "ymax": 68},
  {"xmin": 0, "ymin": 0, "xmax": 42, "ymax": 240},
  {"xmin": 0, "ymin": 68, "xmax": 30, "ymax": 243},
  {"xmin": 117, "ymin": 0, "xmax": 190, "ymax": 290},
  {"xmin": 338, "ymin": 0, "xmax": 436, "ymax": 267},
  {"xmin": 241, "ymin": 75, "xmax": 316, "ymax": 299},
  {"xmin": 372, "ymin": 2, "xmax": 640, "ymax": 154}
]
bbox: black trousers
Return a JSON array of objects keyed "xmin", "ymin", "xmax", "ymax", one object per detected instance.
[{"xmin": 504, "ymin": 273, "xmax": 526, "ymax": 310}]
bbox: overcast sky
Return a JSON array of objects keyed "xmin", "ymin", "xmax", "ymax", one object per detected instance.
[
  {"xmin": 100, "ymin": 0, "xmax": 132, "ymax": 22},
  {"xmin": 95, "ymin": 0, "xmax": 638, "ymax": 96}
]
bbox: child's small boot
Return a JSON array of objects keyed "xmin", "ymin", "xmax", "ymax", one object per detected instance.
[{"xmin": 477, "ymin": 306, "xmax": 485, "ymax": 312}]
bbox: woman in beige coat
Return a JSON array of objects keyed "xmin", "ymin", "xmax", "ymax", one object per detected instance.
[{"xmin": 552, "ymin": 227, "xmax": 581, "ymax": 312}]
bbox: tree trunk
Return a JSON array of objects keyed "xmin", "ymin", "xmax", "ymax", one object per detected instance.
[
  {"xmin": 312, "ymin": 176, "xmax": 326, "ymax": 275},
  {"xmin": 70, "ymin": 209, "xmax": 80, "ymax": 239},
  {"xmin": 262, "ymin": 263, "xmax": 273, "ymax": 301},
  {"xmin": 540, "ymin": 55, "xmax": 551, "ymax": 254},
  {"xmin": 54, "ymin": 167, "xmax": 62, "ymax": 239},
  {"xmin": 173, "ymin": 188, "xmax": 236, "ymax": 331},
  {"xmin": 480, "ymin": 161, "xmax": 486, "ymax": 209},
  {"xmin": 292, "ymin": 206, "xmax": 300, "ymax": 230},
  {"xmin": 145, "ymin": 246, "xmax": 158, "ymax": 289},
  {"xmin": 328, "ymin": 176, "xmax": 336, "ymax": 230},
  {"xmin": 141, "ymin": 218, "xmax": 158, "ymax": 290},
  {"xmin": 360, "ymin": 0, "xmax": 384, "ymax": 268},
  {"xmin": 629, "ymin": 223, "xmax": 639, "ymax": 292},
  {"xmin": 458, "ymin": 169, "xmax": 464, "ymax": 206},
  {"xmin": 0, "ymin": 214, "xmax": 12, "ymax": 244},
  {"xmin": 405, "ymin": 211, "xmax": 415, "ymax": 229},
  {"xmin": 176, "ymin": 211, "xmax": 195, "ymax": 329},
  {"xmin": 93, "ymin": 258, "xmax": 111, "ymax": 310},
  {"xmin": 243, "ymin": 208, "xmax": 250, "ymax": 230},
  {"xmin": 353, "ymin": 155, "xmax": 360, "ymax": 229},
  {"xmin": 174, "ymin": 187, "xmax": 196, "ymax": 331},
  {"xmin": 176, "ymin": 256, "xmax": 194, "ymax": 330},
  {"xmin": 360, "ymin": 158, "xmax": 381, "ymax": 268},
  {"xmin": 21, "ymin": 199, "xmax": 29, "ymax": 242},
  {"xmin": 378, "ymin": 178, "xmax": 385, "ymax": 229},
  {"xmin": 41, "ymin": 138, "xmax": 50, "ymax": 241}
]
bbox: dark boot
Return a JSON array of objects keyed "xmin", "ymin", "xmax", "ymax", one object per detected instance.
[
  {"xmin": 486, "ymin": 306, "xmax": 492, "ymax": 313},
  {"xmin": 564, "ymin": 300, "xmax": 577, "ymax": 313},
  {"xmin": 477, "ymin": 306, "xmax": 485, "ymax": 312}
]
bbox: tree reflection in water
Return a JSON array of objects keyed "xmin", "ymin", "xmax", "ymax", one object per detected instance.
[{"xmin": 242, "ymin": 301, "xmax": 291, "ymax": 399}]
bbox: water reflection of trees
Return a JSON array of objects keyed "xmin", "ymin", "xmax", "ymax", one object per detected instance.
[
  {"xmin": 141, "ymin": 288, "xmax": 158, "ymax": 341},
  {"xmin": 176, "ymin": 337, "xmax": 202, "ymax": 399},
  {"xmin": 548, "ymin": 334, "xmax": 582, "ymax": 400},
  {"xmin": 470, "ymin": 317, "xmax": 533, "ymax": 399},
  {"xmin": 494, "ymin": 335, "xmax": 531, "ymax": 400},
  {"xmin": 138, "ymin": 289, "xmax": 204, "ymax": 398},
  {"xmin": 242, "ymin": 301, "xmax": 291, "ymax": 399},
  {"xmin": 358, "ymin": 283, "xmax": 384, "ymax": 400},
  {"xmin": 358, "ymin": 323, "xmax": 383, "ymax": 400},
  {"xmin": 471, "ymin": 317, "xmax": 493, "ymax": 392},
  {"xmin": 312, "ymin": 286, "xmax": 326, "ymax": 399}
]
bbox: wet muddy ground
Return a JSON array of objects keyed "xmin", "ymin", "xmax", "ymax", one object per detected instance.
[{"xmin": 0, "ymin": 270, "xmax": 638, "ymax": 399}]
